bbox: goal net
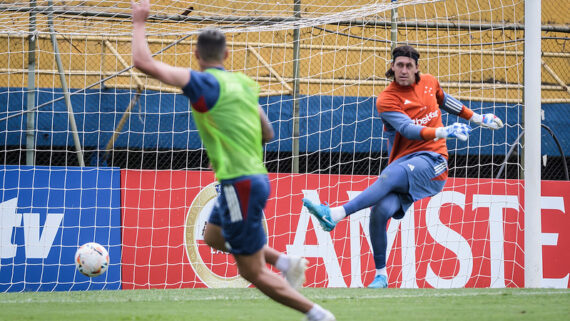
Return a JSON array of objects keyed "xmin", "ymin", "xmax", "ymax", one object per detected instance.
[{"xmin": 0, "ymin": 0, "xmax": 568, "ymax": 291}]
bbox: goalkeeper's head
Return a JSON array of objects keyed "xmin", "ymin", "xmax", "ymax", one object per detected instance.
[
  {"xmin": 385, "ymin": 45, "xmax": 421, "ymax": 85},
  {"xmin": 196, "ymin": 28, "xmax": 228, "ymax": 68}
]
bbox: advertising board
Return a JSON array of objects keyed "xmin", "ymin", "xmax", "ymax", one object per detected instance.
[
  {"xmin": 121, "ymin": 170, "xmax": 569, "ymax": 289},
  {"xmin": 0, "ymin": 166, "xmax": 122, "ymax": 291}
]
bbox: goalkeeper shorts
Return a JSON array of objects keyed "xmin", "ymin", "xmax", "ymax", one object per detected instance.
[{"xmin": 388, "ymin": 151, "xmax": 447, "ymax": 219}]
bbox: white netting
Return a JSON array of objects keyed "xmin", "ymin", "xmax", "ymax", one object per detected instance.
[{"xmin": 0, "ymin": 0, "xmax": 438, "ymax": 36}]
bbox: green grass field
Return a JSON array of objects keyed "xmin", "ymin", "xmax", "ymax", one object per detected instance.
[{"xmin": 1, "ymin": 288, "xmax": 568, "ymax": 321}]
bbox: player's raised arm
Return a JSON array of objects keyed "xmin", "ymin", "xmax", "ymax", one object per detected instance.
[
  {"xmin": 437, "ymin": 89, "xmax": 504, "ymax": 130},
  {"xmin": 131, "ymin": 0, "xmax": 190, "ymax": 88}
]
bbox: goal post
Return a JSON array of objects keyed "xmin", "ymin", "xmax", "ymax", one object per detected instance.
[
  {"xmin": 0, "ymin": 0, "xmax": 568, "ymax": 292},
  {"xmin": 523, "ymin": 0, "xmax": 543, "ymax": 289}
]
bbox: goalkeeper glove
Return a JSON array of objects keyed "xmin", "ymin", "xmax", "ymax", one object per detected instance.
[
  {"xmin": 470, "ymin": 112, "xmax": 504, "ymax": 130},
  {"xmin": 435, "ymin": 123, "xmax": 472, "ymax": 141}
]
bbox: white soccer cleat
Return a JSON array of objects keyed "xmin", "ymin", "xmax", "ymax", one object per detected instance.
[
  {"xmin": 320, "ymin": 310, "xmax": 336, "ymax": 321},
  {"xmin": 305, "ymin": 310, "xmax": 336, "ymax": 321},
  {"xmin": 284, "ymin": 256, "xmax": 308, "ymax": 289}
]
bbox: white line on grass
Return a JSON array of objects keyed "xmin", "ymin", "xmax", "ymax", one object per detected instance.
[
  {"xmin": 304, "ymin": 289, "xmax": 570, "ymax": 301},
  {"xmin": 0, "ymin": 289, "xmax": 567, "ymax": 304}
]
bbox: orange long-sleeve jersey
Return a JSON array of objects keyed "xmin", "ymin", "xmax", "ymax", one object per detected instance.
[{"xmin": 376, "ymin": 74, "xmax": 474, "ymax": 165}]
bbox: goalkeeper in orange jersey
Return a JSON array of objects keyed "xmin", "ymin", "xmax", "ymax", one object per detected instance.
[
  {"xmin": 131, "ymin": 1, "xmax": 335, "ymax": 320},
  {"xmin": 303, "ymin": 45, "xmax": 503, "ymax": 288}
]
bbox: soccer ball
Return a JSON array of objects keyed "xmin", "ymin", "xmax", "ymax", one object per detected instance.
[{"xmin": 75, "ymin": 242, "xmax": 110, "ymax": 277}]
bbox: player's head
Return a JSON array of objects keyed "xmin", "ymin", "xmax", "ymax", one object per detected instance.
[
  {"xmin": 195, "ymin": 28, "xmax": 228, "ymax": 68},
  {"xmin": 385, "ymin": 45, "xmax": 420, "ymax": 86}
]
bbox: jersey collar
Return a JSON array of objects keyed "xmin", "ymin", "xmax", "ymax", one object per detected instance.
[{"xmin": 206, "ymin": 66, "xmax": 225, "ymax": 71}]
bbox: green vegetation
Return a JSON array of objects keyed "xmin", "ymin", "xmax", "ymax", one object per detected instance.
[{"xmin": 1, "ymin": 288, "xmax": 568, "ymax": 321}]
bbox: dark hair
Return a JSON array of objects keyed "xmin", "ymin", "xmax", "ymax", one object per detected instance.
[
  {"xmin": 197, "ymin": 29, "xmax": 226, "ymax": 62},
  {"xmin": 385, "ymin": 45, "xmax": 421, "ymax": 84}
]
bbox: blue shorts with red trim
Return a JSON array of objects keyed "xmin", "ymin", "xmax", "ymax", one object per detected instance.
[{"xmin": 207, "ymin": 174, "xmax": 269, "ymax": 255}]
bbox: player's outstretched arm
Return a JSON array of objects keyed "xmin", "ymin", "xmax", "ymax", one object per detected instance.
[
  {"xmin": 380, "ymin": 111, "xmax": 470, "ymax": 142},
  {"xmin": 131, "ymin": 0, "xmax": 190, "ymax": 88},
  {"xmin": 469, "ymin": 112, "xmax": 504, "ymax": 130},
  {"xmin": 439, "ymin": 91, "xmax": 503, "ymax": 130}
]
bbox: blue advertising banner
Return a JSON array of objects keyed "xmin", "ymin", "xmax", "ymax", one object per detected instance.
[
  {"xmin": 0, "ymin": 166, "xmax": 121, "ymax": 292},
  {"xmin": 2, "ymin": 87, "xmax": 568, "ymax": 156}
]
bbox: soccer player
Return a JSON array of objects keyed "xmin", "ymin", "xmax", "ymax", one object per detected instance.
[
  {"xmin": 302, "ymin": 45, "xmax": 503, "ymax": 288},
  {"xmin": 131, "ymin": 1, "xmax": 335, "ymax": 320}
]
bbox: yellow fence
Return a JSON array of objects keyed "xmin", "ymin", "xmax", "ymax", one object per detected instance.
[{"xmin": 0, "ymin": 0, "xmax": 568, "ymax": 103}]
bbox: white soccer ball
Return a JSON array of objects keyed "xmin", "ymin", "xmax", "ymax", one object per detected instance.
[{"xmin": 75, "ymin": 242, "xmax": 110, "ymax": 277}]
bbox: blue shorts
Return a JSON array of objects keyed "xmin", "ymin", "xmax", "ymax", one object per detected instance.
[
  {"xmin": 387, "ymin": 151, "xmax": 447, "ymax": 219},
  {"xmin": 207, "ymin": 174, "xmax": 269, "ymax": 255}
]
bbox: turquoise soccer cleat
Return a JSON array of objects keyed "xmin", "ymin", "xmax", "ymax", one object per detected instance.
[
  {"xmin": 368, "ymin": 274, "xmax": 388, "ymax": 288},
  {"xmin": 302, "ymin": 198, "xmax": 336, "ymax": 232}
]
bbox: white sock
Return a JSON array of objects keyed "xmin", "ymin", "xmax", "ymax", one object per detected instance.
[
  {"xmin": 306, "ymin": 304, "xmax": 326, "ymax": 320},
  {"xmin": 376, "ymin": 267, "xmax": 387, "ymax": 277},
  {"xmin": 275, "ymin": 254, "xmax": 290, "ymax": 272},
  {"xmin": 330, "ymin": 206, "xmax": 346, "ymax": 222}
]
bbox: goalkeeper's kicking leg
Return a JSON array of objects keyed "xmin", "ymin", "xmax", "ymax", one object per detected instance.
[
  {"xmin": 303, "ymin": 152, "xmax": 447, "ymax": 288},
  {"xmin": 303, "ymin": 161, "xmax": 409, "ymax": 232}
]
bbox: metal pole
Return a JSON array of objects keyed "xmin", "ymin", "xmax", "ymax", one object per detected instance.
[
  {"xmin": 496, "ymin": 125, "xmax": 568, "ymax": 181},
  {"xmin": 26, "ymin": 0, "xmax": 37, "ymax": 165},
  {"xmin": 390, "ymin": 0, "xmax": 398, "ymax": 52},
  {"xmin": 524, "ymin": 0, "xmax": 543, "ymax": 288},
  {"xmin": 47, "ymin": 0, "xmax": 85, "ymax": 167},
  {"xmin": 291, "ymin": 0, "xmax": 301, "ymax": 173}
]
